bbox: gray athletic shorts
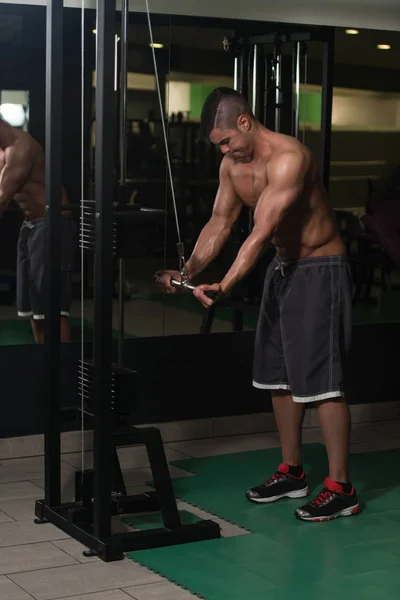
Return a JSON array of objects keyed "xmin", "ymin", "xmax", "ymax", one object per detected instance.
[
  {"xmin": 16, "ymin": 216, "xmax": 77, "ymax": 320},
  {"xmin": 252, "ymin": 254, "xmax": 352, "ymax": 403}
]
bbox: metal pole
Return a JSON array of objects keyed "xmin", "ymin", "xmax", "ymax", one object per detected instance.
[
  {"xmin": 233, "ymin": 56, "xmax": 239, "ymax": 90},
  {"xmin": 249, "ymin": 43, "xmax": 258, "ymax": 233},
  {"xmin": 320, "ymin": 29, "xmax": 334, "ymax": 192},
  {"xmin": 302, "ymin": 43, "xmax": 308, "ymax": 143},
  {"xmin": 118, "ymin": 257, "xmax": 125, "ymax": 364},
  {"xmin": 252, "ymin": 44, "xmax": 257, "ymax": 115},
  {"xmin": 234, "ymin": 42, "xmax": 250, "ymax": 246},
  {"xmin": 119, "ymin": 0, "xmax": 127, "ymax": 187},
  {"xmin": 114, "ymin": 34, "xmax": 119, "ymax": 92},
  {"xmin": 117, "ymin": 0, "xmax": 128, "ymax": 367},
  {"xmin": 93, "ymin": 0, "xmax": 116, "ymax": 541},
  {"xmin": 43, "ymin": 0, "xmax": 63, "ymax": 508},
  {"xmin": 238, "ymin": 41, "xmax": 249, "ymax": 98},
  {"xmin": 117, "ymin": 267, "xmax": 125, "ymax": 366},
  {"xmin": 274, "ymin": 47, "xmax": 282, "ymax": 132},
  {"xmin": 294, "ymin": 41, "xmax": 301, "ymax": 139},
  {"xmin": 263, "ymin": 52, "xmax": 268, "ymax": 126}
]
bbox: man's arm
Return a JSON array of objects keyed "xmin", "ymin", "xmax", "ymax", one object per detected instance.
[
  {"xmin": 219, "ymin": 151, "xmax": 307, "ymax": 294},
  {"xmin": 0, "ymin": 141, "xmax": 34, "ymax": 214},
  {"xmin": 193, "ymin": 151, "xmax": 308, "ymax": 306},
  {"xmin": 185, "ymin": 158, "xmax": 242, "ymax": 279}
]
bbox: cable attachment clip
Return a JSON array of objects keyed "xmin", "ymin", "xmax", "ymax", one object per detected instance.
[
  {"xmin": 176, "ymin": 242, "xmax": 190, "ymax": 291},
  {"xmin": 222, "ymin": 36, "xmax": 231, "ymax": 51}
]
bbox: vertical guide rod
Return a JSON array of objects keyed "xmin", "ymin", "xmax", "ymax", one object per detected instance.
[
  {"xmin": 294, "ymin": 41, "xmax": 301, "ymax": 139},
  {"xmin": 251, "ymin": 44, "xmax": 257, "ymax": 115},
  {"xmin": 262, "ymin": 53, "xmax": 268, "ymax": 127},
  {"xmin": 320, "ymin": 29, "xmax": 334, "ymax": 192},
  {"xmin": 119, "ymin": 0, "xmax": 128, "ymax": 187},
  {"xmin": 302, "ymin": 45, "xmax": 308, "ymax": 143},
  {"xmin": 249, "ymin": 44, "xmax": 258, "ymax": 232},
  {"xmin": 274, "ymin": 47, "xmax": 282, "ymax": 132},
  {"xmin": 44, "ymin": 0, "xmax": 63, "ymax": 508},
  {"xmin": 233, "ymin": 56, "xmax": 239, "ymax": 91},
  {"xmin": 114, "ymin": 34, "xmax": 119, "ymax": 91},
  {"xmin": 117, "ymin": 256, "xmax": 125, "ymax": 365},
  {"xmin": 93, "ymin": 0, "xmax": 116, "ymax": 541},
  {"xmin": 238, "ymin": 42, "xmax": 249, "ymax": 98},
  {"xmin": 117, "ymin": 0, "xmax": 128, "ymax": 366}
]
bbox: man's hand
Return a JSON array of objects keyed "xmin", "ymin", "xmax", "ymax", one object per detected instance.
[
  {"xmin": 154, "ymin": 270, "xmax": 182, "ymax": 294},
  {"xmin": 193, "ymin": 283, "xmax": 222, "ymax": 309}
]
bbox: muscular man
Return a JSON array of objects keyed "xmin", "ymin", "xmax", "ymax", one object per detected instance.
[
  {"xmin": 0, "ymin": 119, "xmax": 76, "ymax": 343},
  {"xmin": 156, "ymin": 87, "xmax": 359, "ymax": 522}
]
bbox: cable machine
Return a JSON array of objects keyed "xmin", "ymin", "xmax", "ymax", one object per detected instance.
[
  {"xmin": 226, "ymin": 28, "xmax": 334, "ymax": 189},
  {"xmin": 195, "ymin": 25, "xmax": 335, "ymax": 334},
  {"xmin": 34, "ymin": 0, "xmax": 220, "ymax": 562}
]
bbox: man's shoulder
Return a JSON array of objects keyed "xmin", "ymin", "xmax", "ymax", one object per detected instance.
[
  {"xmin": 269, "ymin": 148, "xmax": 307, "ymax": 167},
  {"xmin": 219, "ymin": 155, "xmax": 233, "ymax": 177},
  {"xmin": 266, "ymin": 145, "xmax": 313, "ymax": 186},
  {"xmin": 10, "ymin": 132, "xmax": 39, "ymax": 159},
  {"xmin": 270, "ymin": 130, "xmax": 312, "ymax": 155}
]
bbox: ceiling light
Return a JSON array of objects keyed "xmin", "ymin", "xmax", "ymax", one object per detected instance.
[
  {"xmin": 149, "ymin": 42, "xmax": 163, "ymax": 49},
  {"xmin": 0, "ymin": 103, "xmax": 26, "ymax": 127},
  {"xmin": 345, "ymin": 29, "xmax": 359, "ymax": 35},
  {"xmin": 377, "ymin": 44, "xmax": 391, "ymax": 50}
]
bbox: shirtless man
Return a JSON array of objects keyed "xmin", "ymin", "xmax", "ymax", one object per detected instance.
[
  {"xmin": 0, "ymin": 119, "xmax": 76, "ymax": 343},
  {"xmin": 156, "ymin": 87, "xmax": 359, "ymax": 522}
]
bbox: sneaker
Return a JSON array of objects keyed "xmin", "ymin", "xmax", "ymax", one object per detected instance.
[
  {"xmin": 246, "ymin": 463, "xmax": 309, "ymax": 503},
  {"xmin": 295, "ymin": 478, "xmax": 360, "ymax": 522}
]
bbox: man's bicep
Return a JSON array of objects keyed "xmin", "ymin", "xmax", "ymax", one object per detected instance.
[
  {"xmin": 253, "ymin": 183, "xmax": 302, "ymax": 240},
  {"xmin": 253, "ymin": 153, "xmax": 308, "ymax": 236},
  {"xmin": 211, "ymin": 163, "xmax": 242, "ymax": 226}
]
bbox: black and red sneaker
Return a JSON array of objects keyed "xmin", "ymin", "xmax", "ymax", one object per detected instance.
[
  {"xmin": 295, "ymin": 478, "xmax": 360, "ymax": 522},
  {"xmin": 246, "ymin": 463, "xmax": 309, "ymax": 503}
]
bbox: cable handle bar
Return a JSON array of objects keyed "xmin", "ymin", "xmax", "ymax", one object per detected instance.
[{"xmin": 170, "ymin": 278, "xmax": 219, "ymax": 301}]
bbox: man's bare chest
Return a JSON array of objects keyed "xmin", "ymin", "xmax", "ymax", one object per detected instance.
[{"xmin": 230, "ymin": 164, "xmax": 268, "ymax": 209}]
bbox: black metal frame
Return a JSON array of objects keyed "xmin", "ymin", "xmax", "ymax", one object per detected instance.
[
  {"xmin": 320, "ymin": 28, "xmax": 335, "ymax": 193},
  {"xmin": 88, "ymin": 0, "xmax": 116, "ymax": 545},
  {"xmin": 35, "ymin": 0, "xmax": 220, "ymax": 562},
  {"xmin": 42, "ymin": 0, "xmax": 63, "ymax": 514},
  {"xmin": 232, "ymin": 25, "xmax": 334, "ymax": 192}
]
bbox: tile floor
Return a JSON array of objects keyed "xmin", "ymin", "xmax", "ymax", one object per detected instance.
[{"xmin": 0, "ymin": 419, "xmax": 399, "ymax": 599}]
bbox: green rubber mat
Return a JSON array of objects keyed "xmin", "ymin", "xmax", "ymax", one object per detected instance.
[
  {"xmin": 0, "ymin": 318, "xmax": 94, "ymax": 345},
  {"xmin": 126, "ymin": 443, "xmax": 400, "ymax": 599},
  {"xmin": 0, "ymin": 319, "xmax": 36, "ymax": 344}
]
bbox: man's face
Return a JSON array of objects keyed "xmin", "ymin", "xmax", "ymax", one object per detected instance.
[{"xmin": 209, "ymin": 115, "xmax": 253, "ymax": 162}]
